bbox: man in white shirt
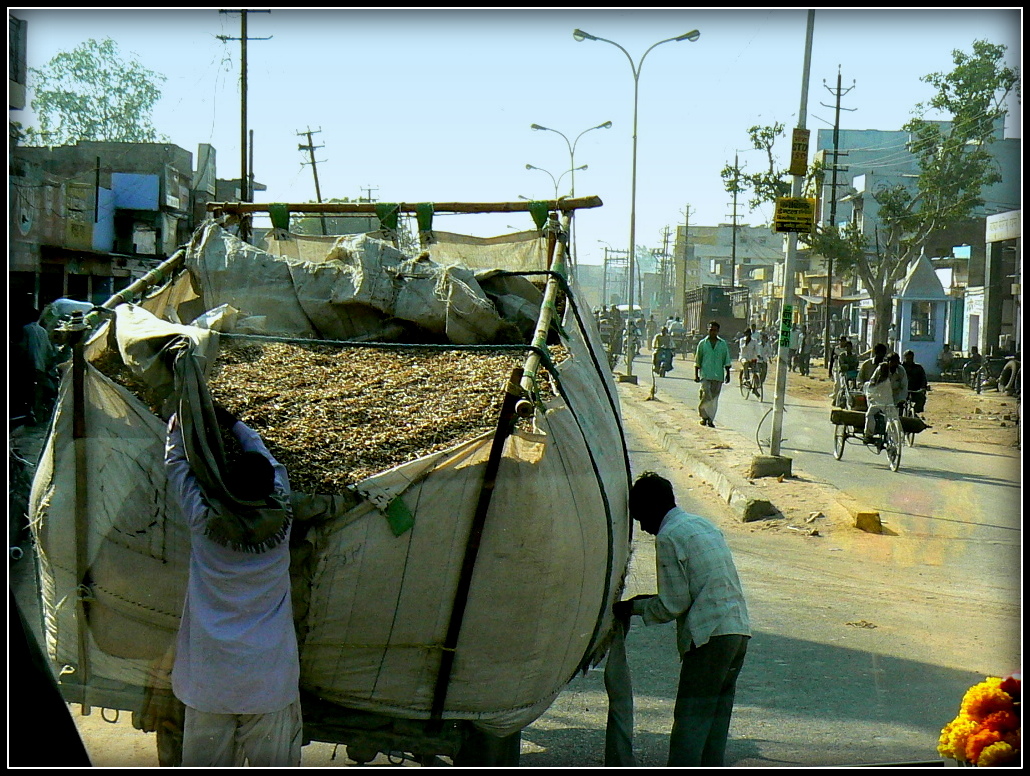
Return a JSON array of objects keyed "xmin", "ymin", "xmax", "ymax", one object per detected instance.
[
  {"xmin": 614, "ymin": 472, "xmax": 751, "ymax": 766},
  {"xmin": 165, "ymin": 405, "xmax": 302, "ymax": 767},
  {"xmin": 737, "ymin": 328, "xmax": 765, "ymax": 384},
  {"xmin": 862, "ymin": 352, "xmax": 908, "ymax": 442}
]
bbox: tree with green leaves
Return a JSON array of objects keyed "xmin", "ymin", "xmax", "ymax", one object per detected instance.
[
  {"xmin": 22, "ymin": 37, "xmax": 167, "ymax": 146},
  {"xmin": 824, "ymin": 39, "xmax": 1019, "ymax": 347},
  {"xmin": 720, "ymin": 122, "xmax": 793, "ymax": 212},
  {"xmin": 723, "ymin": 40, "xmax": 1019, "ymax": 348}
]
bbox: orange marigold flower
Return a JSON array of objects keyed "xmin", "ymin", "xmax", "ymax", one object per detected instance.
[
  {"xmin": 982, "ymin": 709, "xmax": 1020, "ymax": 733},
  {"xmin": 961, "ymin": 678, "xmax": 1015, "ymax": 720},
  {"xmin": 966, "ymin": 728, "xmax": 1004, "ymax": 764},
  {"xmin": 976, "ymin": 740, "xmax": 1019, "ymax": 767}
]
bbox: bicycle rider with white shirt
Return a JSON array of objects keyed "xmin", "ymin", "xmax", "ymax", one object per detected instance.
[{"xmin": 737, "ymin": 329, "xmax": 766, "ymax": 386}]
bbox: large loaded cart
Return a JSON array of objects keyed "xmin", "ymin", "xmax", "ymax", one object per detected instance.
[{"xmin": 28, "ymin": 197, "xmax": 632, "ymax": 765}]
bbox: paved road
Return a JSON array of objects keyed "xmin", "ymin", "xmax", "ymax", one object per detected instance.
[
  {"xmin": 522, "ymin": 404, "xmax": 1020, "ymax": 767},
  {"xmin": 638, "ymin": 360, "xmax": 1021, "ymax": 603}
]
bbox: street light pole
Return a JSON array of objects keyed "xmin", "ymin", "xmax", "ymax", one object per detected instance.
[
  {"xmin": 531, "ymin": 121, "xmax": 612, "ymax": 269},
  {"xmin": 525, "ymin": 163, "xmax": 588, "ymax": 202},
  {"xmin": 574, "ymin": 28, "xmax": 700, "ymax": 381}
]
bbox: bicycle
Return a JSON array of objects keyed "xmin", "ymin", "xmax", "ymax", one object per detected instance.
[
  {"xmin": 973, "ymin": 358, "xmax": 1009, "ymax": 394},
  {"xmin": 832, "ymin": 401, "xmax": 904, "ymax": 472},
  {"xmin": 901, "ymin": 389, "xmax": 926, "ymax": 447},
  {"xmin": 738, "ymin": 358, "xmax": 765, "ymax": 401},
  {"xmin": 652, "ymin": 347, "xmax": 674, "ymax": 378}
]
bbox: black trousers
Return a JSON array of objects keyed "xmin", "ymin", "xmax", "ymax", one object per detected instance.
[{"xmin": 668, "ymin": 634, "xmax": 749, "ymax": 766}]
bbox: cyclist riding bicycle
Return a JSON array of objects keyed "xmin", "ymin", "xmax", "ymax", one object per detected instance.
[
  {"xmin": 902, "ymin": 350, "xmax": 929, "ymax": 415},
  {"xmin": 738, "ymin": 328, "xmax": 766, "ymax": 385},
  {"xmin": 652, "ymin": 326, "xmax": 675, "ymax": 375},
  {"xmin": 863, "ymin": 353, "xmax": 908, "ymax": 443},
  {"xmin": 962, "ymin": 345, "xmax": 984, "ymax": 387},
  {"xmin": 830, "ymin": 338, "xmax": 860, "ymax": 407}
]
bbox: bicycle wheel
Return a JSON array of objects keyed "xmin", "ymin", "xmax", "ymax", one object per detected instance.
[
  {"xmin": 903, "ymin": 404, "xmax": 917, "ymax": 447},
  {"xmin": 755, "ymin": 379, "xmax": 764, "ymax": 402},
  {"xmin": 964, "ymin": 365, "xmax": 978, "ymax": 389},
  {"xmin": 739, "ymin": 371, "xmax": 749, "ymax": 399},
  {"xmin": 886, "ymin": 420, "xmax": 903, "ymax": 472},
  {"xmin": 833, "ymin": 424, "xmax": 846, "ymax": 460}
]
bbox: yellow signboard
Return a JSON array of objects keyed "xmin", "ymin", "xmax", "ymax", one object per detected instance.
[
  {"xmin": 773, "ymin": 197, "xmax": 817, "ymax": 233},
  {"xmin": 789, "ymin": 128, "xmax": 810, "ymax": 176}
]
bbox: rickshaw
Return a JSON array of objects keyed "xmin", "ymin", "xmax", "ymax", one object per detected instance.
[{"xmin": 830, "ymin": 381, "xmax": 928, "ymax": 472}]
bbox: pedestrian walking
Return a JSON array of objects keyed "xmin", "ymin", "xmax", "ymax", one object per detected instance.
[
  {"xmin": 613, "ymin": 472, "xmax": 751, "ymax": 766},
  {"xmin": 694, "ymin": 320, "xmax": 732, "ymax": 427}
]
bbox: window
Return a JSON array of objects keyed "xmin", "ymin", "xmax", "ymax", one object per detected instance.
[{"xmin": 909, "ymin": 301, "xmax": 935, "ymax": 341}]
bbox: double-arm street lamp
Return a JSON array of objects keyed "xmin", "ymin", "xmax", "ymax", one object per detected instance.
[
  {"xmin": 530, "ymin": 121, "xmax": 612, "ymax": 269},
  {"xmin": 573, "ymin": 27, "xmax": 700, "ymax": 380},
  {"xmin": 525, "ymin": 163, "xmax": 588, "ymax": 202}
]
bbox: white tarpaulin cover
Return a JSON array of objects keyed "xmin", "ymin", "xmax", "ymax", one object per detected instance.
[{"xmin": 30, "ymin": 221, "xmax": 630, "ymax": 737}]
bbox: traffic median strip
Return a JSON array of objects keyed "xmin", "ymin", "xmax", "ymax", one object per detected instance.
[
  {"xmin": 619, "ymin": 382, "xmax": 886, "ymax": 532},
  {"xmin": 619, "ymin": 394, "xmax": 777, "ymax": 523}
]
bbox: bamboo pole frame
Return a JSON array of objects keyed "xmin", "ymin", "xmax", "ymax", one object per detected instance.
[{"xmin": 206, "ymin": 196, "xmax": 602, "ymax": 216}]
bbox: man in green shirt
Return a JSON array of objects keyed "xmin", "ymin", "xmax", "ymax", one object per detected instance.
[{"xmin": 694, "ymin": 321, "xmax": 732, "ymax": 427}]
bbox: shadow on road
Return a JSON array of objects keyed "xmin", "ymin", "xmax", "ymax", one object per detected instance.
[{"xmin": 523, "ymin": 627, "xmax": 986, "ymax": 767}]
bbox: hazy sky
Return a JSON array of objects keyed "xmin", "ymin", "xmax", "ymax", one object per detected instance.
[{"xmin": 13, "ymin": 8, "xmax": 1022, "ymax": 265}]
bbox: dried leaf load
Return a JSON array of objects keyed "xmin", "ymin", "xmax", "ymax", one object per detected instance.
[{"xmin": 96, "ymin": 339, "xmax": 567, "ymax": 495}]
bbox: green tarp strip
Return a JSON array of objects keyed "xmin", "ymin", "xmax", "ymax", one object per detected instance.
[
  {"xmin": 528, "ymin": 202, "xmax": 550, "ymax": 231},
  {"xmin": 386, "ymin": 496, "xmax": 415, "ymax": 537},
  {"xmin": 416, "ymin": 203, "xmax": 434, "ymax": 233},
  {"xmin": 268, "ymin": 204, "xmax": 291, "ymax": 231},
  {"xmin": 375, "ymin": 203, "xmax": 401, "ymax": 232}
]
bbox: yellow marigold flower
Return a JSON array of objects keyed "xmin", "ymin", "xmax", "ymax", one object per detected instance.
[
  {"xmin": 976, "ymin": 740, "xmax": 1019, "ymax": 767},
  {"xmin": 961, "ymin": 678, "xmax": 1015, "ymax": 720},
  {"xmin": 938, "ymin": 716, "xmax": 980, "ymax": 761}
]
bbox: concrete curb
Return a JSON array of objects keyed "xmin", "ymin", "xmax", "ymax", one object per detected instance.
[
  {"xmin": 618, "ymin": 381, "xmax": 886, "ymax": 532},
  {"xmin": 619, "ymin": 393, "xmax": 777, "ymax": 523}
]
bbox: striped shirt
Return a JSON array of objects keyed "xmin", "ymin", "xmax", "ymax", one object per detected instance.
[{"xmin": 633, "ymin": 507, "xmax": 751, "ymax": 654}]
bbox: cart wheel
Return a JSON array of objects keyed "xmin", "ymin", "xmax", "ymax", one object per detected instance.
[
  {"xmin": 886, "ymin": 421, "xmax": 903, "ymax": 472},
  {"xmin": 833, "ymin": 424, "xmax": 846, "ymax": 460}
]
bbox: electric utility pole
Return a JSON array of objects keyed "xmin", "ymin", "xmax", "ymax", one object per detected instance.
[
  {"xmin": 218, "ymin": 9, "xmax": 271, "ymax": 244},
  {"xmin": 297, "ymin": 127, "xmax": 327, "ymax": 235},
  {"xmin": 770, "ymin": 9, "xmax": 815, "ymax": 458},
  {"xmin": 660, "ymin": 225, "xmax": 672, "ymax": 312},
  {"xmin": 728, "ymin": 153, "xmax": 741, "ymax": 288},
  {"xmin": 820, "ymin": 67, "xmax": 856, "ymax": 362},
  {"xmin": 679, "ymin": 204, "xmax": 692, "ymax": 315}
]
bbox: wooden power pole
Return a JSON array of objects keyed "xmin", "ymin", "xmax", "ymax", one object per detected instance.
[{"xmin": 218, "ymin": 9, "xmax": 271, "ymax": 243}]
